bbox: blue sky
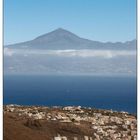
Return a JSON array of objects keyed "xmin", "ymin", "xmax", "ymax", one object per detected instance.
[{"xmin": 4, "ymin": 0, "xmax": 136, "ymax": 45}]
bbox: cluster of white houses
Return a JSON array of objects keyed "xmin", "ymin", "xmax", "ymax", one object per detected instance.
[{"xmin": 4, "ymin": 105, "xmax": 137, "ymax": 140}]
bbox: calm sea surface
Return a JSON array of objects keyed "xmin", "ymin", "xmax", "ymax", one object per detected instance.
[{"xmin": 4, "ymin": 75, "xmax": 137, "ymax": 114}]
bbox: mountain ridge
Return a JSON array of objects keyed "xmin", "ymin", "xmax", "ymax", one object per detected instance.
[{"xmin": 5, "ymin": 28, "xmax": 136, "ymax": 50}]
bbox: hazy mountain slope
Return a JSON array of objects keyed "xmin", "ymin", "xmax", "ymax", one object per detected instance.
[
  {"xmin": 4, "ymin": 49, "xmax": 136, "ymax": 75},
  {"xmin": 5, "ymin": 28, "xmax": 136, "ymax": 50}
]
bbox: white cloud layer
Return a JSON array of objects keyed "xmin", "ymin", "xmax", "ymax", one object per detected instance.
[
  {"xmin": 4, "ymin": 48, "xmax": 136, "ymax": 58},
  {"xmin": 4, "ymin": 48, "xmax": 14, "ymax": 56}
]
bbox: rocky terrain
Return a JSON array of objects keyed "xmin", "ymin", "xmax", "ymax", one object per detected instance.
[{"xmin": 4, "ymin": 105, "xmax": 137, "ymax": 140}]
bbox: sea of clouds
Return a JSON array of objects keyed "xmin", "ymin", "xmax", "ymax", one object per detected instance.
[{"xmin": 4, "ymin": 48, "xmax": 136, "ymax": 59}]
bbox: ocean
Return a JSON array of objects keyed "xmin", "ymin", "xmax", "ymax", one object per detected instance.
[{"xmin": 4, "ymin": 75, "xmax": 137, "ymax": 114}]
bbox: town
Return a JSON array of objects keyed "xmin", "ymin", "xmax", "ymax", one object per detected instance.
[{"xmin": 4, "ymin": 105, "xmax": 137, "ymax": 140}]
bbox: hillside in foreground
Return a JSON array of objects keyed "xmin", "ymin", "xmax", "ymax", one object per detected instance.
[{"xmin": 4, "ymin": 105, "xmax": 137, "ymax": 140}]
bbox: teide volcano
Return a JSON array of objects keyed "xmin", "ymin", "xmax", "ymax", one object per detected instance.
[{"xmin": 5, "ymin": 28, "xmax": 136, "ymax": 50}]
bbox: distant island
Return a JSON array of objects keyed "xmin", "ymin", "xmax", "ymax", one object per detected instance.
[{"xmin": 4, "ymin": 28, "xmax": 136, "ymax": 75}]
